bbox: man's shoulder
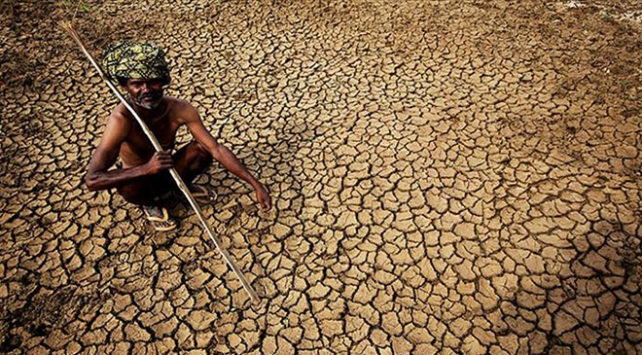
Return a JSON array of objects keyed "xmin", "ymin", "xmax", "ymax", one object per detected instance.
[
  {"xmin": 110, "ymin": 104, "xmax": 134, "ymax": 122},
  {"xmin": 166, "ymin": 96, "xmax": 199, "ymax": 120},
  {"xmin": 106, "ymin": 105, "xmax": 137, "ymax": 133},
  {"xmin": 166, "ymin": 96, "xmax": 195, "ymax": 111}
]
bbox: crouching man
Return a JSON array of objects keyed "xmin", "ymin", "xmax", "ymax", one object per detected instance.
[{"xmin": 85, "ymin": 42, "xmax": 271, "ymax": 231}]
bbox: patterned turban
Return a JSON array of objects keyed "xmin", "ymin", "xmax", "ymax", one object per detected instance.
[{"xmin": 101, "ymin": 42, "xmax": 171, "ymax": 85}]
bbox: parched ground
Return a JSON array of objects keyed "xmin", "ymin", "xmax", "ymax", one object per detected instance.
[{"xmin": 1, "ymin": 0, "xmax": 642, "ymax": 354}]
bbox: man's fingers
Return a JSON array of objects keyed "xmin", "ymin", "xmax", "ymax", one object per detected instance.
[
  {"xmin": 255, "ymin": 187, "xmax": 272, "ymax": 212},
  {"xmin": 157, "ymin": 151, "xmax": 173, "ymax": 163},
  {"xmin": 259, "ymin": 198, "xmax": 272, "ymax": 212},
  {"xmin": 155, "ymin": 152, "xmax": 173, "ymax": 170}
]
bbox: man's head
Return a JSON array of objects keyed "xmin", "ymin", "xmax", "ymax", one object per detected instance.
[{"xmin": 102, "ymin": 42, "xmax": 170, "ymax": 109}]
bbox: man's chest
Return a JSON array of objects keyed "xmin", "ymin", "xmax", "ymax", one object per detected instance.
[{"xmin": 126, "ymin": 117, "xmax": 181, "ymax": 152}]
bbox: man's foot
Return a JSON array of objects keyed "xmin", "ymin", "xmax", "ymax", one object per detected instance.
[
  {"xmin": 189, "ymin": 185, "xmax": 217, "ymax": 204},
  {"xmin": 142, "ymin": 205, "xmax": 177, "ymax": 232}
]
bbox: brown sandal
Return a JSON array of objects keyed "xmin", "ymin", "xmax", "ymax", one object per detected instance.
[
  {"xmin": 189, "ymin": 185, "xmax": 217, "ymax": 204},
  {"xmin": 142, "ymin": 205, "xmax": 177, "ymax": 232}
]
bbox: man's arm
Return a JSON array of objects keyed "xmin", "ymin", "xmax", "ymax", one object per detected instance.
[
  {"xmin": 85, "ymin": 111, "xmax": 172, "ymax": 191},
  {"xmin": 181, "ymin": 102, "xmax": 272, "ymax": 211}
]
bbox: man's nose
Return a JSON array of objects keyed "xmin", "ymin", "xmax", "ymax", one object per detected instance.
[{"xmin": 140, "ymin": 83, "xmax": 149, "ymax": 93}]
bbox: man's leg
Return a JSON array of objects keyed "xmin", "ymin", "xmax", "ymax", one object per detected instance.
[
  {"xmin": 116, "ymin": 141, "xmax": 213, "ymax": 231},
  {"xmin": 117, "ymin": 172, "xmax": 172, "ymax": 205},
  {"xmin": 117, "ymin": 171, "xmax": 177, "ymax": 232},
  {"xmin": 172, "ymin": 140, "xmax": 213, "ymax": 185},
  {"xmin": 117, "ymin": 141, "xmax": 212, "ymax": 204}
]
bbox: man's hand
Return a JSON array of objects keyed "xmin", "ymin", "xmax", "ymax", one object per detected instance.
[
  {"xmin": 145, "ymin": 150, "xmax": 173, "ymax": 175},
  {"xmin": 255, "ymin": 185, "xmax": 272, "ymax": 212}
]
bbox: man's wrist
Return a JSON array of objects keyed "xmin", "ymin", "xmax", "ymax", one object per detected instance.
[
  {"xmin": 138, "ymin": 163, "xmax": 150, "ymax": 176},
  {"xmin": 249, "ymin": 179, "xmax": 264, "ymax": 191},
  {"xmin": 135, "ymin": 162, "xmax": 154, "ymax": 177}
]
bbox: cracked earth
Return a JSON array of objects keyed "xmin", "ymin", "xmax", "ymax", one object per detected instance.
[{"xmin": 2, "ymin": 0, "xmax": 642, "ymax": 354}]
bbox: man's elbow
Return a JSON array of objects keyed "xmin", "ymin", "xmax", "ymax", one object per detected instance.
[
  {"xmin": 208, "ymin": 143, "xmax": 223, "ymax": 161},
  {"xmin": 85, "ymin": 173, "xmax": 100, "ymax": 191}
]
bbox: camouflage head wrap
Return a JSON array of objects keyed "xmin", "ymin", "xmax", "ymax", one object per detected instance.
[{"xmin": 101, "ymin": 42, "xmax": 171, "ymax": 85}]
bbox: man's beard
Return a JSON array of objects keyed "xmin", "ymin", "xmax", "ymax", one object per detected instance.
[{"xmin": 131, "ymin": 91, "xmax": 163, "ymax": 109}]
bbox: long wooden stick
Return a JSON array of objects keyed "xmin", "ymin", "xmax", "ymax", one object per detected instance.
[{"xmin": 60, "ymin": 21, "xmax": 259, "ymax": 303}]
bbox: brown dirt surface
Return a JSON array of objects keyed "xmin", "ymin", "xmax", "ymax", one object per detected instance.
[{"xmin": 1, "ymin": 0, "xmax": 642, "ymax": 353}]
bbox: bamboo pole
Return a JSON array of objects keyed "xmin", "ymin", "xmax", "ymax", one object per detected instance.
[{"xmin": 60, "ymin": 21, "xmax": 260, "ymax": 304}]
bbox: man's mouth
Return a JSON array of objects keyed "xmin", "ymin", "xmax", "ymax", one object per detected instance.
[
  {"xmin": 134, "ymin": 91, "xmax": 163, "ymax": 108},
  {"xmin": 140, "ymin": 92, "xmax": 162, "ymax": 101}
]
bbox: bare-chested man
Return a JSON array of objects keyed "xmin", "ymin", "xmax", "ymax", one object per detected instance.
[{"xmin": 85, "ymin": 42, "xmax": 271, "ymax": 231}]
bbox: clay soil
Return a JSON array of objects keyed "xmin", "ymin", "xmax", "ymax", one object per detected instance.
[{"xmin": 1, "ymin": 0, "xmax": 642, "ymax": 353}]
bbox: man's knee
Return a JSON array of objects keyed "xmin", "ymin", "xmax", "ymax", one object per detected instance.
[
  {"xmin": 186, "ymin": 141, "xmax": 213, "ymax": 167},
  {"xmin": 190, "ymin": 141, "xmax": 210, "ymax": 158},
  {"xmin": 118, "ymin": 184, "xmax": 146, "ymax": 204}
]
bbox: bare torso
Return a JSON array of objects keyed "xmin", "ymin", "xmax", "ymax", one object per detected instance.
[{"xmin": 118, "ymin": 97, "xmax": 184, "ymax": 168}]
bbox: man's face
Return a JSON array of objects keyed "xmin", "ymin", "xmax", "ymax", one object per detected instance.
[{"xmin": 124, "ymin": 78, "xmax": 164, "ymax": 109}]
